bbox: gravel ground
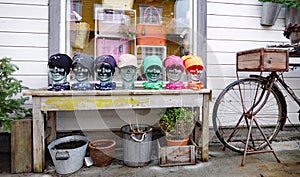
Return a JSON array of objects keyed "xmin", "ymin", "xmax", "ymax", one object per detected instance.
[{"xmin": 1, "ymin": 140, "xmax": 300, "ymax": 177}]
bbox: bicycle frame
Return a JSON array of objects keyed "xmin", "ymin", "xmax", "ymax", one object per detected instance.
[
  {"xmin": 271, "ymin": 72, "xmax": 300, "ymax": 107},
  {"xmin": 249, "ymin": 71, "xmax": 300, "ymax": 106}
]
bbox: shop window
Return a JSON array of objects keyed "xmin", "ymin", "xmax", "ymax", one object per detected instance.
[{"xmin": 63, "ymin": 0, "xmax": 202, "ymax": 83}]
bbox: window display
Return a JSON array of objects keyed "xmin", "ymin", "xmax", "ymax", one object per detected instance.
[{"xmin": 62, "ymin": 0, "xmax": 204, "ymax": 89}]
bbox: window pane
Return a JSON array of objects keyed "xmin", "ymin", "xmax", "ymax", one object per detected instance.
[{"xmin": 66, "ymin": 0, "xmax": 195, "ymax": 83}]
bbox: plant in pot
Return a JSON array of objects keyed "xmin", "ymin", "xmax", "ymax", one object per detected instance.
[
  {"xmin": 0, "ymin": 57, "xmax": 30, "ymax": 133},
  {"xmin": 159, "ymin": 107, "xmax": 195, "ymax": 146}
]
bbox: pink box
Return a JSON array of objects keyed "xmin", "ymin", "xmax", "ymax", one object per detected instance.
[{"xmin": 96, "ymin": 38, "xmax": 129, "ymax": 63}]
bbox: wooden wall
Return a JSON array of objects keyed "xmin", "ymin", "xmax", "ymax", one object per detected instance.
[{"xmin": 0, "ymin": 0, "xmax": 49, "ymax": 90}]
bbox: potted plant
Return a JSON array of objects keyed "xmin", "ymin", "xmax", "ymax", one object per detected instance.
[
  {"xmin": 0, "ymin": 57, "xmax": 30, "ymax": 132},
  {"xmin": 159, "ymin": 107, "xmax": 195, "ymax": 146}
]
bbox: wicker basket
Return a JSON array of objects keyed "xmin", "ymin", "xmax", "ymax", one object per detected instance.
[{"xmin": 88, "ymin": 139, "xmax": 116, "ymax": 167}]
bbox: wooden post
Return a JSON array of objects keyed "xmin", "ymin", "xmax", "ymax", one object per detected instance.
[
  {"xmin": 201, "ymin": 93, "xmax": 211, "ymax": 162},
  {"xmin": 11, "ymin": 119, "xmax": 32, "ymax": 173},
  {"xmin": 32, "ymin": 97, "xmax": 44, "ymax": 172}
]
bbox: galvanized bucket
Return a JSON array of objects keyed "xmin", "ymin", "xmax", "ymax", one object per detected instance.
[
  {"xmin": 285, "ymin": 7, "xmax": 300, "ymax": 26},
  {"xmin": 261, "ymin": 2, "xmax": 283, "ymax": 26},
  {"xmin": 47, "ymin": 135, "xmax": 89, "ymax": 174},
  {"xmin": 121, "ymin": 124, "xmax": 153, "ymax": 167}
]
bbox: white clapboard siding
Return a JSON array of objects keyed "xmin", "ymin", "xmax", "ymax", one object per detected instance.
[
  {"xmin": 207, "ymin": 40, "xmax": 287, "ymax": 53},
  {"xmin": 0, "ymin": 0, "xmax": 48, "ymax": 5},
  {"xmin": 0, "ymin": 33, "xmax": 48, "ymax": 47},
  {"xmin": 208, "ymin": 28, "xmax": 288, "ymax": 42},
  {"xmin": 0, "ymin": 47, "xmax": 48, "ymax": 61},
  {"xmin": 16, "ymin": 76, "xmax": 48, "ymax": 89},
  {"xmin": 12, "ymin": 61, "xmax": 48, "ymax": 75},
  {"xmin": 0, "ymin": 18, "xmax": 48, "ymax": 33},
  {"xmin": 208, "ymin": 15, "xmax": 286, "ymax": 30},
  {"xmin": 0, "ymin": 3, "xmax": 48, "ymax": 19},
  {"xmin": 0, "ymin": 0, "xmax": 49, "ymax": 91}
]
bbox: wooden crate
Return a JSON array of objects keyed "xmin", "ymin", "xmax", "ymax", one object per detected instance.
[
  {"xmin": 157, "ymin": 138, "xmax": 197, "ymax": 167},
  {"xmin": 236, "ymin": 48, "xmax": 289, "ymax": 72}
]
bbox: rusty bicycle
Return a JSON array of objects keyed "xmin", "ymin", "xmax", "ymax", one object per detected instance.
[{"xmin": 212, "ymin": 47, "xmax": 300, "ymax": 165}]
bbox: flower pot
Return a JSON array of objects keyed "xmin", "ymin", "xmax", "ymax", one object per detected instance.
[
  {"xmin": 89, "ymin": 139, "xmax": 116, "ymax": 167},
  {"xmin": 260, "ymin": 2, "xmax": 283, "ymax": 26},
  {"xmin": 166, "ymin": 137, "xmax": 189, "ymax": 146}
]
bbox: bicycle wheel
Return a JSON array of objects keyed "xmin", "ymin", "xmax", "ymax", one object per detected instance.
[{"xmin": 212, "ymin": 77, "xmax": 286, "ymax": 153}]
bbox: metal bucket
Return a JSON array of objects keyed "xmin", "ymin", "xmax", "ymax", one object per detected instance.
[
  {"xmin": 261, "ymin": 2, "xmax": 283, "ymax": 26},
  {"xmin": 285, "ymin": 7, "xmax": 300, "ymax": 26},
  {"xmin": 121, "ymin": 124, "xmax": 153, "ymax": 167},
  {"xmin": 47, "ymin": 135, "xmax": 89, "ymax": 174}
]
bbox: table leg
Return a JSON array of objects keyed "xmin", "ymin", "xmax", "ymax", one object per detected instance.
[
  {"xmin": 46, "ymin": 111, "xmax": 56, "ymax": 144},
  {"xmin": 32, "ymin": 97, "xmax": 44, "ymax": 172},
  {"xmin": 201, "ymin": 93, "xmax": 210, "ymax": 162}
]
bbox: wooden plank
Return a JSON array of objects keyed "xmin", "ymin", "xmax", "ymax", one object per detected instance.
[
  {"xmin": 209, "ymin": 0, "xmax": 264, "ymax": 5},
  {"xmin": 0, "ymin": 4, "xmax": 48, "ymax": 19},
  {"xmin": 208, "ymin": 2, "xmax": 261, "ymax": 17},
  {"xmin": 39, "ymin": 94, "xmax": 202, "ymax": 111},
  {"xmin": 157, "ymin": 139, "xmax": 197, "ymax": 167},
  {"xmin": 0, "ymin": 46, "xmax": 48, "ymax": 61},
  {"xmin": 201, "ymin": 93, "xmax": 211, "ymax": 162},
  {"xmin": 208, "ymin": 28, "xmax": 287, "ymax": 42},
  {"xmin": 11, "ymin": 119, "xmax": 32, "ymax": 173},
  {"xmin": 0, "ymin": 33, "xmax": 48, "ymax": 48},
  {"xmin": 32, "ymin": 97, "xmax": 44, "ymax": 172},
  {"xmin": 0, "ymin": 18, "xmax": 48, "ymax": 33},
  {"xmin": 15, "ymin": 76, "xmax": 48, "ymax": 90},
  {"xmin": 207, "ymin": 1, "xmax": 285, "ymax": 18},
  {"xmin": 12, "ymin": 61, "xmax": 47, "ymax": 75},
  {"xmin": 207, "ymin": 15, "xmax": 285, "ymax": 30},
  {"xmin": 0, "ymin": 0, "xmax": 48, "ymax": 5}
]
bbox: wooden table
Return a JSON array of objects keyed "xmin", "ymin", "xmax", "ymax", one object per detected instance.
[{"xmin": 24, "ymin": 89, "xmax": 212, "ymax": 172}]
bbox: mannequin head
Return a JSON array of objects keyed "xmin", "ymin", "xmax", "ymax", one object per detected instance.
[
  {"xmin": 182, "ymin": 55, "xmax": 204, "ymax": 75},
  {"xmin": 48, "ymin": 53, "xmax": 72, "ymax": 84},
  {"xmin": 118, "ymin": 54, "xmax": 138, "ymax": 89},
  {"xmin": 94, "ymin": 55, "xmax": 116, "ymax": 83},
  {"xmin": 166, "ymin": 64, "xmax": 184, "ymax": 82},
  {"xmin": 72, "ymin": 64, "xmax": 90, "ymax": 82},
  {"xmin": 164, "ymin": 55, "xmax": 184, "ymax": 83},
  {"xmin": 72, "ymin": 53, "xmax": 94, "ymax": 82},
  {"xmin": 142, "ymin": 55, "xmax": 163, "ymax": 83}
]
